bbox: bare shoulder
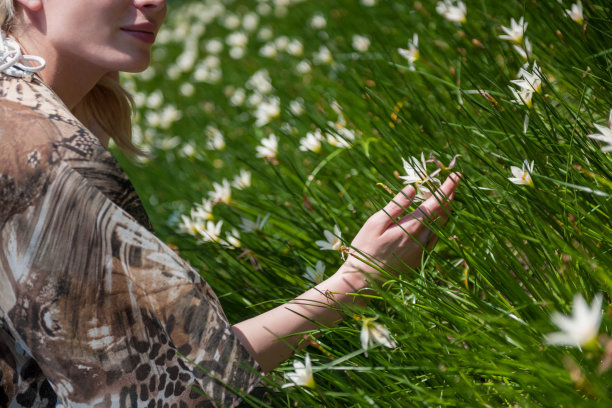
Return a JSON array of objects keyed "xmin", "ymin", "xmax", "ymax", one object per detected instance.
[{"xmin": 0, "ymin": 99, "xmax": 62, "ymax": 225}]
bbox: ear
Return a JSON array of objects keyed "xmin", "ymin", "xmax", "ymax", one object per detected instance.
[{"xmin": 14, "ymin": 0, "xmax": 42, "ymax": 12}]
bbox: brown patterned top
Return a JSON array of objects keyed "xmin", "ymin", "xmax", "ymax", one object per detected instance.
[{"xmin": 0, "ymin": 73, "xmax": 260, "ymax": 407}]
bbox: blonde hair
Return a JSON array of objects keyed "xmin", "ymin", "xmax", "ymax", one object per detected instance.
[{"xmin": 1, "ymin": 0, "xmax": 141, "ymax": 155}]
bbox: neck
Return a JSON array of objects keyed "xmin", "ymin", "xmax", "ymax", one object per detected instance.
[{"xmin": 36, "ymin": 54, "xmax": 105, "ymax": 110}]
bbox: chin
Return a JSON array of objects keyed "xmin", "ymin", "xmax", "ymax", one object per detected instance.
[
  {"xmin": 119, "ymin": 59, "xmax": 152, "ymax": 74},
  {"xmin": 111, "ymin": 51, "xmax": 152, "ymax": 73},
  {"xmin": 123, "ymin": 63, "xmax": 152, "ymax": 74}
]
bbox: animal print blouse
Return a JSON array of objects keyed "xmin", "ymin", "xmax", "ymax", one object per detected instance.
[{"xmin": 0, "ymin": 72, "xmax": 260, "ymax": 407}]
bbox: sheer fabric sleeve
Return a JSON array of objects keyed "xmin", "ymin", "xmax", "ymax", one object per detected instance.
[{"xmin": 0, "ymin": 101, "xmax": 260, "ymax": 407}]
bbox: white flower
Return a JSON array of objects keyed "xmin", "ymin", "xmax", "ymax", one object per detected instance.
[
  {"xmin": 325, "ymin": 132, "xmax": 350, "ymax": 148},
  {"xmin": 398, "ymin": 34, "xmax": 419, "ymax": 70},
  {"xmin": 193, "ymin": 59, "xmax": 222, "ymax": 83},
  {"xmin": 254, "ymin": 97, "xmax": 281, "ymax": 127},
  {"xmin": 157, "ymin": 135, "xmax": 180, "ymax": 150},
  {"xmin": 205, "ymin": 38, "xmax": 223, "ymax": 54},
  {"xmin": 274, "ymin": 36, "xmax": 290, "ymax": 51},
  {"xmin": 192, "ymin": 199, "xmax": 214, "ymax": 222},
  {"xmin": 256, "ymin": 2, "xmax": 272, "ymax": 16},
  {"xmin": 242, "ymin": 12, "xmax": 260, "ymax": 32},
  {"xmin": 512, "ymin": 61, "xmax": 542, "ymax": 93},
  {"xmin": 194, "ymin": 65, "xmax": 222, "ymax": 84},
  {"xmin": 295, "ymin": 60, "xmax": 312, "ymax": 75},
  {"xmin": 565, "ymin": 1, "xmax": 583, "ymax": 24},
  {"xmin": 436, "ymin": 0, "xmax": 467, "ymax": 23},
  {"xmin": 226, "ymin": 31, "xmax": 248, "ymax": 48},
  {"xmin": 499, "ymin": 17, "xmax": 527, "ymax": 43},
  {"xmin": 229, "ymin": 88, "xmax": 246, "ymax": 106},
  {"xmin": 400, "ymin": 152, "xmax": 439, "ymax": 185},
  {"xmin": 287, "ymin": 39, "xmax": 304, "ymax": 57},
  {"xmin": 313, "ymin": 45, "xmax": 333, "ymax": 65},
  {"xmin": 274, "ymin": 4, "xmax": 289, "ymax": 18},
  {"xmin": 315, "ymin": 225, "xmax": 343, "ymax": 252},
  {"xmin": 545, "ymin": 293, "xmax": 603, "ymax": 348},
  {"xmin": 238, "ymin": 214, "xmax": 270, "ymax": 233},
  {"xmin": 246, "ymin": 92, "xmax": 263, "ymax": 108},
  {"xmin": 325, "ymin": 119, "xmax": 355, "ymax": 148},
  {"xmin": 247, "ymin": 69, "xmax": 273, "ymax": 94},
  {"xmin": 360, "ymin": 317, "xmax": 397, "ymax": 357},
  {"xmin": 199, "ymin": 220, "xmax": 224, "ymax": 243},
  {"xmin": 223, "ymin": 229, "xmax": 241, "ymax": 249},
  {"xmin": 176, "ymin": 49, "xmax": 197, "ymax": 72},
  {"xmin": 158, "ymin": 105, "xmax": 181, "ymax": 129},
  {"xmin": 209, "ymin": 179, "xmax": 231, "ymax": 204},
  {"xmin": 222, "ymin": 13, "xmax": 241, "ymax": 30},
  {"xmin": 352, "ymin": 35, "xmax": 370, "ymax": 53},
  {"xmin": 283, "ymin": 354, "xmax": 315, "ymax": 388},
  {"xmin": 304, "ymin": 260, "xmax": 326, "ymax": 283},
  {"xmin": 229, "ymin": 46, "xmax": 246, "ymax": 60},
  {"xmin": 202, "ymin": 54, "xmax": 221, "ymax": 69},
  {"xmin": 138, "ymin": 66, "xmax": 156, "ymax": 81},
  {"xmin": 509, "ymin": 84, "xmax": 534, "ymax": 107},
  {"xmin": 414, "ymin": 182, "xmax": 438, "ymax": 201},
  {"xmin": 289, "ymin": 99, "xmax": 305, "ymax": 116},
  {"xmin": 259, "ymin": 42, "xmax": 278, "ymax": 58},
  {"xmin": 232, "ymin": 169, "xmax": 252, "ymax": 189},
  {"xmin": 178, "ymin": 215, "xmax": 203, "ymax": 236},
  {"xmin": 147, "ymin": 90, "xmax": 164, "ymax": 109},
  {"xmin": 179, "ymin": 142, "xmax": 195, "ymax": 157},
  {"xmin": 179, "ymin": 83, "xmax": 195, "ymax": 97},
  {"xmin": 513, "ymin": 36, "xmax": 532, "ymax": 60},
  {"xmin": 167, "ymin": 64, "xmax": 181, "ymax": 80},
  {"xmin": 258, "ymin": 26, "xmax": 274, "ymax": 41},
  {"xmin": 205, "ymin": 126, "xmax": 226, "ymax": 151},
  {"xmin": 310, "ymin": 14, "xmax": 327, "ymax": 29},
  {"xmin": 587, "ymin": 108, "xmax": 612, "ymax": 153},
  {"xmin": 299, "ymin": 129, "xmax": 324, "ymax": 153},
  {"xmin": 256, "ymin": 133, "xmax": 279, "ymax": 161},
  {"xmin": 400, "ymin": 153, "xmax": 442, "ymax": 201},
  {"xmin": 132, "ymin": 91, "xmax": 146, "ymax": 108},
  {"xmin": 400, "ymin": 154, "xmax": 426, "ymax": 184},
  {"xmin": 508, "ymin": 159, "xmax": 534, "ymax": 186}
]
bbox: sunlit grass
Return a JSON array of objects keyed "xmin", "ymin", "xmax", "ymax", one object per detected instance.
[{"xmin": 116, "ymin": 0, "xmax": 612, "ymax": 406}]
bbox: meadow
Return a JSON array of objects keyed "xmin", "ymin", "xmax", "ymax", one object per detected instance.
[{"xmin": 115, "ymin": 0, "xmax": 612, "ymax": 406}]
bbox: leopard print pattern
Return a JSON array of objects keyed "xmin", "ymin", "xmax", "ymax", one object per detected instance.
[{"xmin": 0, "ymin": 74, "xmax": 260, "ymax": 407}]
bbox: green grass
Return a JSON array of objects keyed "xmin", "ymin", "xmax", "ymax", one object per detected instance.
[{"xmin": 115, "ymin": 0, "xmax": 612, "ymax": 406}]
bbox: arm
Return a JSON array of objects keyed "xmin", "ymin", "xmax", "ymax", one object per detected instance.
[
  {"xmin": 0, "ymin": 102, "xmax": 260, "ymax": 406},
  {"xmin": 232, "ymin": 174, "xmax": 461, "ymax": 372}
]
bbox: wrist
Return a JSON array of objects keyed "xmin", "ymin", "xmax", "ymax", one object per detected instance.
[{"xmin": 335, "ymin": 260, "xmax": 376, "ymax": 294}]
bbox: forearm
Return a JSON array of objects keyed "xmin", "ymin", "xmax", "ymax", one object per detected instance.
[
  {"xmin": 231, "ymin": 263, "xmax": 373, "ymax": 372},
  {"xmin": 232, "ymin": 175, "xmax": 460, "ymax": 373}
]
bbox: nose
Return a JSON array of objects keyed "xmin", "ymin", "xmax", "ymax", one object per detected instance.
[
  {"xmin": 133, "ymin": 0, "xmax": 167, "ymax": 24},
  {"xmin": 133, "ymin": 0, "xmax": 166, "ymax": 8}
]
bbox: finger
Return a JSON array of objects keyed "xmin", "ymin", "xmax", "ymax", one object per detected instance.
[
  {"xmin": 398, "ymin": 173, "xmax": 460, "ymax": 228},
  {"xmin": 410, "ymin": 215, "xmax": 444, "ymax": 252},
  {"xmin": 419, "ymin": 227, "xmax": 439, "ymax": 251},
  {"xmin": 381, "ymin": 183, "xmax": 417, "ymax": 220},
  {"xmin": 419, "ymin": 173, "xmax": 461, "ymax": 218}
]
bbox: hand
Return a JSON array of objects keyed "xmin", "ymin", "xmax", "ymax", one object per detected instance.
[
  {"xmin": 233, "ymin": 174, "xmax": 460, "ymax": 371},
  {"xmin": 340, "ymin": 173, "xmax": 461, "ymax": 282}
]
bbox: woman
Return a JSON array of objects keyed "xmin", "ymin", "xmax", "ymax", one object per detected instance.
[{"xmin": 0, "ymin": 0, "xmax": 460, "ymax": 406}]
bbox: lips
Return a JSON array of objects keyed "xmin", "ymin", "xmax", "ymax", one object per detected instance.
[{"xmin": 120, "ymin": 23, "xmax": 157, "ymax": 45}]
